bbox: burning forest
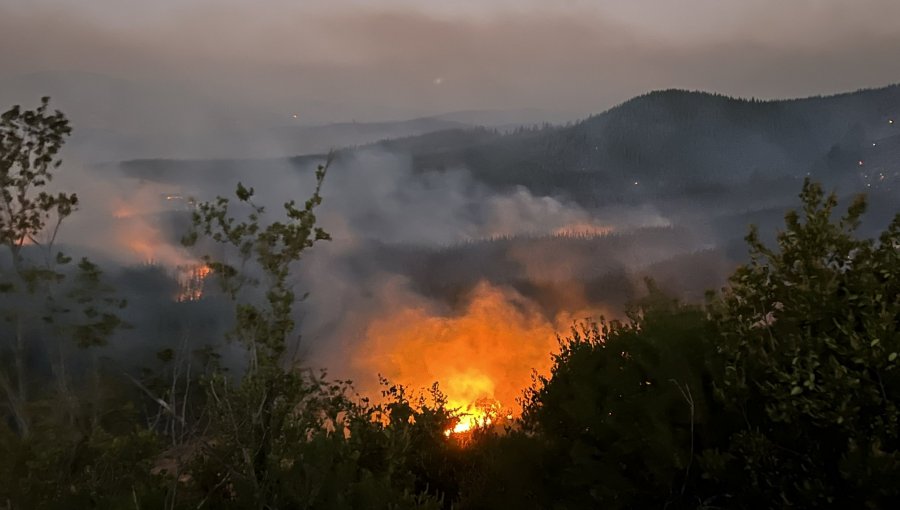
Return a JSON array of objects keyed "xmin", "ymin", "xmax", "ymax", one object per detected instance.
[
  {"xmin": 3, "ymin": 54, "xmax": 900, "ymax": 508},
  {"xmin": 94, "ymin": 160, "xmax": 624, "ymax": 436},
  {"xmin": 355, "ymin": 281, "xmax": 601, "ymax": 435}
]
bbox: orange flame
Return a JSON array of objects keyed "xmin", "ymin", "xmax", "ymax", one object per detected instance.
[
  {"xmin": 552, "ymin": 222, "xmax": 614, "ymax": 238},
  {"xmin": 109, "ymin": 189, "xmax": 210, "ymax": 302},
  {"xmin": 176, "ymin": 264, "xmax": 212, "ymax": 302},
  {"xmin": 354, "ymin": 282, "xmax": 599, "ymax": 437}
]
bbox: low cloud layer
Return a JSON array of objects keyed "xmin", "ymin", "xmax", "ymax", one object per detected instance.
[{"xmin": 3, "ymin": 0, "xmax": 900, "ymax": 124}]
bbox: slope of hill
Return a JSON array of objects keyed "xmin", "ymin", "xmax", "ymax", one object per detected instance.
[
  {"xmin": 110, "ymin": 84, "xmax": 900, "ymax": 208},
  {"xmin": 367, "ymin": 85, "xmax": 900, "ymax": 204}
]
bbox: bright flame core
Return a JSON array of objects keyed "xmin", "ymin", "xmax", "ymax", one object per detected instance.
[{"xmin": 445, "ymin": 396, "xmax": 503, "ymax": 436}]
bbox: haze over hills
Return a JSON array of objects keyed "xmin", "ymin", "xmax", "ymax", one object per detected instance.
[
  {"xmin": 9, "ymin": 76, "xmax": 900, "ymax": 406},
  {"xmin": 93, "ymin": 84, "xmax": 900, "ymax": 347},
  {"xmin": 9, "ymin": 71, "xmax": 897, "ymax": 181},
  {"xmin": 98, "ymin": 84, "xmax": 900, "ymax": 336},
  {"xmin": 118, "ymin": 84, "xmax": 900, "ymax": 205},
  {"xmin": 0, "ymin": 71, "xmax": 569, "ymax": 162},
  {"xmin": 371, "ymin": 85, "xmax": 900, "ymax": 204}
]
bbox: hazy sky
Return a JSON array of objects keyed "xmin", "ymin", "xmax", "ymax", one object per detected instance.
[{"xmin": 3, "ymin": 0, "xmax": 900, "ymax": 121}]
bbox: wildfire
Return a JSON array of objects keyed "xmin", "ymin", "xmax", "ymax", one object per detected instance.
[
  {"xmin": 112, "ymin": 214, "xmax": 191, "ymax": 267},
  {"xmin": 115, "ymin": 214, "xmax": 211, "ymax": 302},
  {"xmin": 176, "ymin": 264, "xmax": 212, "ymax": 302},
  {"xmin": 552, "ymin": 222, "xmax": 614, "ymax": 238},
  {"xmin": 108, "ymin": 183, "xmax": 211, "ymax": 302},
  {"xmin": 444, "ymin": 396, "xmax": 504, "ymax": 436},
  {"xmin": 355, "ymin": 282, "xmax": 597, "ymax": 438}
]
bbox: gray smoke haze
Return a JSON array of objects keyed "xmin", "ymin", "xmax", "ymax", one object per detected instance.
[
  {"xmin": 38, "ymin": 145, "xmax": 693, "ymax": 387},
  {"xmin": 2, "ymin": 0, "xmax": 900, "ymax": 137},
  {"xmin": 4, "ymin": 0, "xmax": 896, "ymax": 398}
]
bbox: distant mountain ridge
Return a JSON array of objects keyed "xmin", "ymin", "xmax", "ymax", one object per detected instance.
[
  {"xmin": 367, "ymin": 85, "xmax": 900, "ymax": 204},
  {"xmin": 114, "ymin": 84, "xmax": 900, "ymax": 206}
]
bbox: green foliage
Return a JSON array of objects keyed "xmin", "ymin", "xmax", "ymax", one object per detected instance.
[
  {"xmin": 0, "ymin": 97, "xmax": 76, "ymax": 259},
  {"xmin": 183, "ymin": 158, "xmax": 331, "ymax": 368},
  {"xmin": 171, "ymin": 155, "xmax": 453, "ymax": 508},
  {"xmin": 462, "ymin": 180, "xmax": 900, "ymax": 509},
  {"xmin": 374, "ymin": 381, "xmax": 467, "ymax": 506},
  {"xmin": 507, "ymin": 292, "xmax": 713, "ymax": 509},
  {"xmin": 176, "ymin": 373, "xmax": 449, "ymax": 509},
  {"xmin": 65, "ymin": 258, "xmax": 129, "ymax": 349},
  {"xmin": 705, "ymin": 179, "xmax": 900, "ymax": 507},
  {"xmin": 0, "ymin": 110, "xmax": 453, "ymax": 508},
  {"xmin": 0, "ymin": 99, "xmax": 126, "ymax": 441},
  {"xmin": 0, "ymin": 420, "xmax": 167, "ymax": 508}
]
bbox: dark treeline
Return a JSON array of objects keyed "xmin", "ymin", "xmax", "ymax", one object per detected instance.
[
  {"xmin": 364, "ymin": 225, "xmax": 716, "ymax": 312},
  {"xmin": 3, "ymin": 101, "xmax": 900, "ymax": 509}
]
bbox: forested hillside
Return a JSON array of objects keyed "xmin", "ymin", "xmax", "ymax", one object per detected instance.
[
  {"xmin": 114, "ymin": 85, "xmax": 900, "ymax": 208},
  {"xmin": 376, "ymin": 85, "xmax": 900, "ymax": 203}
]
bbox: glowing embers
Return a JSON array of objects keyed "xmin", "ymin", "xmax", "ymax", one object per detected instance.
[{"xmin": 175, "ymin": 264, "xmax": 212, "ymax": 302}]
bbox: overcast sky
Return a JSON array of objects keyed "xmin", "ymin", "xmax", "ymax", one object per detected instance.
[{"xmin": 3, "ymin": 0, "xmax": 900, "ymax": 121}]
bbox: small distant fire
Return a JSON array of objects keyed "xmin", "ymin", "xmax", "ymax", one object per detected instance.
[
  {"xmin": 176, "ymin": 264, "xmax": 212, "ymax": 302},
  {"xmin": 113, "ymin": 211, "xmax": 211, "ymax": 302},
  {"xmin": 552, "ymin": 222, "xmax": 614, "ymax": 238},
  {"xmin": 109, "ymin": 186, "xmax": 211, "ymax": 302}
]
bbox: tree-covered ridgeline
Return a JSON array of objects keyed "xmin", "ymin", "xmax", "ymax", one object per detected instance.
[{"xmin": 1, "ymin": 100, "xmax": 899, "ymax": 509}]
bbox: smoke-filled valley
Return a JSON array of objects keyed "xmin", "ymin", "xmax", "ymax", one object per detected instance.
[
  {"xmin": 53, "ymin": 85, "xmax": 900, "ymax": 406},
  {"xmin": 2, "ymin": 79, "xmax": 900, "ymax": 508},
  {"xmin": 7, "ymin": 1, "xmax": 900, "ymax": 506}
]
